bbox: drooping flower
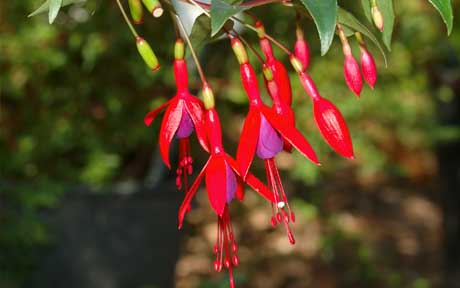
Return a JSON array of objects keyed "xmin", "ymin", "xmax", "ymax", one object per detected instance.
[
  {"xmin": 144, "ymin": 38, "xmax": 208, "ymax": 192},
  {"xmin": 290, "ymin": 56, "xmax": 354, "ymax": 159},
  {"xmin": 231, "ymin": 37, "xmax": 319, "ymax": 242},
  {"xmin": 178, "ymin": 99, "xmax": 276, "ymax": 288}
]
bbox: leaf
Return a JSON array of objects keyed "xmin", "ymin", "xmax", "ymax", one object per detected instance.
[
  {"xmin": 49, "ymin": 0, "xmax": 63, "ymax": 24},
  {"xmin": 360, "ymin": 0, "xmax": 395, "ymax": 51},
  {"xmin": 427, "ymin": 0, "xmax": 453, "ymax": 35},
  {"xmin": 188, "ymin": 14, "xmax": 212, "ymax": 57},
  {"xmin": 299, "ymin": 0, "xmax": 338, "ymax": 55},
  {"xmin": 337, "ymin": 7, "xmax": 387, "ymax": 66},
  {"xmin": 210, "ymin": 0, "xmax": 247, "ymax": 36},
  {"xmin": 28, "ymin": 0, "xmax": 86, "ymax": 18}
]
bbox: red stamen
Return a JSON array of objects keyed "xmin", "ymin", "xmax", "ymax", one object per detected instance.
[
  {"xmin": 264, "ymin": 158, "xmax": 296, "ymax": 244},
  {"xmin": 213, "ymin": 205, "xmax": 238, "ymax": 286},
  {"xmin": 176, "ymin": 138, "xmax": 193, "ymax": 211}
]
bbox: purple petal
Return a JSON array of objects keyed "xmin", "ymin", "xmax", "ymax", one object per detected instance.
[
  {"xmin": 225, "ymin": 162, "xmax": 237, "ymax": 204},
  {"xmin": 175, "ymin": 108, "xmax": 194, "ymax": 139},
  {"xmin": 256, "ymin": 114, "xmax": 283, "ymax": 159}
]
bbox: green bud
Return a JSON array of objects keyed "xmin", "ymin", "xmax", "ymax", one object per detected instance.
[
  {"xmin": 230, "ymin": 38, "xmax": 248, "ymax": 64},
  {"xmin": 289, "ymin": 55, "xmax": 304, "ymax": 73},
  {"xmin": 128, "ymin": 0, "xmax": 143, "ymax": 24},
  {"xmin": 136, "ymin": 37, "xmax": 160, "ymax": 71},
  {"xmin": 174, "ymin": 39, "xmax": 185, "ymax": 60},
  {"xmin": 142, "ymin": 0, "xmax": 163, "ymax": 18},
  {"xmin": 262, "ymin": 65, "xmax": 273, "ymax": 81},
  {"xmin": 202, "ymin": 84, "xmax": 215, "ymax": 110}
]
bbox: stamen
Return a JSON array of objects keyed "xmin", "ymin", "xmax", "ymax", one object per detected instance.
[
  {"xmin": 264, "ymin": 158, "xmax": 296, "ymax": 244},
  {"xmin": 212, "ymin": 205, "xmax": 238, "ymax": 285},
  {"xmin": 177, "ymin": 138, "xmax": 193, "ymax": 212}
]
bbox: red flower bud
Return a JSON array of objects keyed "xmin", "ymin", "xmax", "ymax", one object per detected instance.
[
  {"xmin": 344, "ymin": 55, "xmax": 363, "ymax": 97},
  {"xmin": 313, "ymin": 97, "xmax": 354, "ymax": 159},
  {"xmin": 294, "ymin": 28, "xmax": 310, "ymax": 71},
  {"xmin": 359, "ymin": 45, "xmax": 377, "ymax": 88}
]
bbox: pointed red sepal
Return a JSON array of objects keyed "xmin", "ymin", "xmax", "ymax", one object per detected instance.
[
  {"xmin": 205, "ymin": 155, "xmax": 228, "ymax": 216},
  {"xmin": 178, "ymin": 158, "xmax": 210, "ymax": 229},
  {"xmin": 184, "ymin": 96, "xmax": 210, "ymax": 152},
  {"xmin": 144, "ymin": 99, "xmax": 172, "ymax": 126},
  {"xmin": 313, "ymin": 98, "xmax": 354, "ymax": 159},
  {"xmin": 159, "ymin": 99, "xmax": 184, "ymax": 169},
  {"xmin": 225, "ymin": 155, "xmax": 275, "ymax": 203},
  {"xmin": 260, "ymin": 106, "xmax": 319, "ymax": 165},
  {"xmin": 236, "ymin": 108, "xmax": 261, "ymax": 180}
]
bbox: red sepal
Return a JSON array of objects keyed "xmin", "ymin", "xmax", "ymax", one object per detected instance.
[
  {"xmin": 178, "ymin": 158, "xmax": 210, "ymax": 229},
  {"xmin": 236, "ymin": 107, "xmax": 261, "ymax": 180},
  {"xmin": 185, "ymin": 96, "xmax": 209, "ymax": 152},
  {"xmin": 205, "ymin": 155, "xmax": 227, "ymax": 216},
  {"xmin": 159, "ymin": 99, "xmax": 184, "ymax": 169},
  {"xmin": 144, "ymin": 99, "xmax": 172, "ymax": 126},
  {"xmin": 260, "ymin": 106, "xmax": 319, "ymax": 165}
]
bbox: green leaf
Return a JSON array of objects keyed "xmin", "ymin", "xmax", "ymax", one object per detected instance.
[
  {"xmin": 361, "ymin": 0, "xmax": 395, "ymax": 51},
  {"xmin": 210, "ymin": 0, "xmax": 247, "ymax": 36},
  {"xmin": 49, "ymin": 0, "xmax": 63, "ymax": 24},
  {"xmin": 427, "ymin": 0, "xmax": 453, "ymax": 35},
  {"xmin": 188, "ymin": 14, "xmax": 212, "ymax": 57},
  {"xmin": 299, "ymin": 0, "xmax": 338, "ymax": 55},
  {"xmin": 28, "ymin": 0, "xmax": 86, "ymax": 18},
  {"xmin": 337, "ymin": 7, "xmax": 387, "ymax": 66}
]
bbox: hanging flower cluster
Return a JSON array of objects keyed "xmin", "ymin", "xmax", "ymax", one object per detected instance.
[{"xmin": 117, "ymin": 2, "xmax": 381, "ymax": 286}]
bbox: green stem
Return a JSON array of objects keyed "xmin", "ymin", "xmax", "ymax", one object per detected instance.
[{"xmin": 115, "ymin": 0, "xmax": 139, "ymax": 38}]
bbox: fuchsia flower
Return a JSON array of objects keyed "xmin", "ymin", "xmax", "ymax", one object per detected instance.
[
  {"xmin": 290, "ymin": 56, "xmax": 355, "ymax": 159},
  {"xmin": 231, "ymin": 36, "xmax": 319, "ymax": 242},
  {"xmin": 178, "ymin": 89, "xmax": 276, "ymax": 287},
  {"xmin": 144, "ymin": 38, "xmax": 208, "ymax": 192}
]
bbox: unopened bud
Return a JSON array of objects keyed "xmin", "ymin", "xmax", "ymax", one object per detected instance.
[
  {"xmin": 262, "ymin": 64, "xmax": 273, "ymax": 81},
  {"xmin": 371, "ymin": 2, "xmax": 384, "ymax": 32},
  {"xmin": 136, "ymin": 37, "xmax": 160, "ymax": 71},
  {"xmin": 142, "ymin": 0, "xmax": 163, "ymax": 18},
  {"xmin": 128, "ymin": 0, "xmax": 143, "ymax": 24},
  {"xmin": 202, "ymin": 83, "xmax": 215, "ymax": 110},
  {"xmin": 289, "ymin": 55, "xmax": 304, "ymax": 73},
  {"xmin": 174, "ymin": 38, "xmax": 185, "ymax": 60},
  {"xmin": 230, "ymin": 37, "xmax": 248, "ymax": 64}
]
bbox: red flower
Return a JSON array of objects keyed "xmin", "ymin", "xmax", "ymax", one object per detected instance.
[
  {"xmin": 359, "ymin": 43, "xmax": 377, "ymax": 89},
  {"xmin": 178, "ymin": 106, "xmax": 276, "ymax": 288},
  {"xmin": 144, "ymin": 39, "xmax": 208, "ymax": 192}
]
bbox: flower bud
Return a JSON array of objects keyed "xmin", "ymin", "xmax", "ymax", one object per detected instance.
[
  {"xmin": 294, "ymin": 28, "xmax": 310, "ymax": 71},
  {"xmin": 128, "ymin": 0, "xmax": 143, "ymax": 24},
  {"xmin": 202, "ymin": 83, "xmax": 215, "ymax": 110},
  {"xmin": 344, "ymin": 55, "xmax": 362, "ymax": 97},
  {"xmin": 230, "ymin": 37, "xmax": 248, "ymax": 64},
  {"xmin": 136, "ymin": 37, "xmax": 160, "ymax": 71},
  {"xmin": 142, "ymin": 0, "xmax": 163, "ymax": 18},
  {"xmin": 174, "ymin": 38, "xmax": 185, "ymax": 60},
  {"xmin": 371, "ymin": 2, "xmax": 384, "ymax": 32},
  {"xmin": 313, "ymin": 97, "xmax": 354, "ymax": 159},
  {"xmin": 359, "ymin": 45, "xmax": 377, "ymax": 88},
  {"xmin": 289, "ymin": 55, "xmax": 304, "ymax": 74}
]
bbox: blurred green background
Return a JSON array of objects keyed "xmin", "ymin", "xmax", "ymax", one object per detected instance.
[{"xmin": 1, "ymin": 1, "xmax": 460, "ymax": 287}]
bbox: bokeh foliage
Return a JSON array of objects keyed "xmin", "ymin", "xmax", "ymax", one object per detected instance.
[{"xmin": 1, "ymin": 0, "xmax": 459, "ymax": 287}]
